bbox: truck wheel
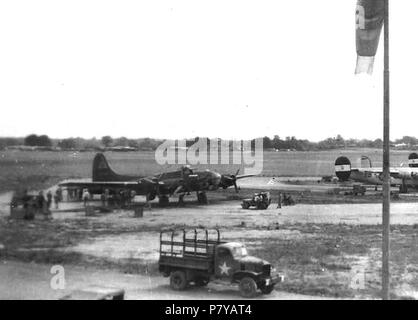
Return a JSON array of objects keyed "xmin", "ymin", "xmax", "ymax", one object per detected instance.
[
  {"xmin": 258, "ymin": 203, "xmax": 267, "ymax": 210},
  {"xmin": 170, "ymin": 271, "xmax": 187, "ymax": 290},
  {"xmin": 239, "ymin": 277, "xmax": 257, "ymax": 298},
  {"xmin": 197, "ymin": 192, "xmax": 208, "ymax": 204},
  {"xmin": 195, "ymin": 278, "xmax": 209, "ymax": 287},
  {"xmin": 241, "ymin": 202, "xmax": 250, "ymax": 209},
  {"xmin": 159, "ymin": 196, "xmax": 169, "ymax": 206},
  {"xmin": 260, "ymin": 284, "xmax": 275, "ymax": 294}
]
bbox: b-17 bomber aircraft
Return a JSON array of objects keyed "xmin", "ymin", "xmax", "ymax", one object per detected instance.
[
  {"xmin": 335, "ymin": 153, "xmax": 418, "ymax": 193},
  {"xmin": 59, "ymin": 153, "xmax": 254, "ymax": 205}
]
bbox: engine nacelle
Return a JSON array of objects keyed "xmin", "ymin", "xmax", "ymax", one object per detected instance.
[
  {"xmin": 335, "ymin": 156, "xmax": 351, "ymax": 181},
  {"xmin": 396, "ymin": 170, "xmax": 412, "ymax": 179},
  {"xmin": 408, "ymin": 153, "xmax": 418, "ymax": 168},
  {"xmin": 397, "ymin": 170, "xmax": 418, "ymax": 180}
]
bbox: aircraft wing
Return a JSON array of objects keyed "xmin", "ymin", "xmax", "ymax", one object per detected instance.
[
  {"xmin": 59, "ymin": 179, "xmax": 163, "ymax": 195},
  {"xmin": 389, "ymin": 168, "xmax": 418, "ymax": 180},
  {"xmin": 236, "ymin": 174, "xmax": 256, "ymax": 180},
  {"xmin": 351, "ymin": 167, "xmax": 418, "ymax": 180},
  {"xmin": 351, "ymin": 167, "xmax": 384, "ymax": 174}
]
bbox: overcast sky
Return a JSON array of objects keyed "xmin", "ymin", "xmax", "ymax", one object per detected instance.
[{"xmin": 0, "ymin": 1, "xmax": 416, "ymax": 141}]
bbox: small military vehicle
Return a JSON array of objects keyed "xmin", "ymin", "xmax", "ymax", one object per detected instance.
[
  {"xmin": 10, "ymin": 192, "xmax": 39, "ymax": 220},
  {"xmin": 241, "ymin": 192, "xmax": 271, "ymax": 210},
  {"xmin": 353, "ymin": 184, "xmax": 366, "ymax": 196},
  {"xmin": 158, "ymin": 229, "xmax": 284, "ymax": 298}
]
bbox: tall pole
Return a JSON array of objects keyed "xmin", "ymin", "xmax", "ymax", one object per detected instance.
[{"xmin": 382, "ymin": 0, "xmax": 390, "ymax": 300}]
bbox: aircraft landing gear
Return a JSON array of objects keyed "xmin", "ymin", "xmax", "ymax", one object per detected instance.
[
  {"xmin": 197, "ymin": 192, "xmax": 208, "ymax": 205},
  {"xmin": 178, "ymin": 194, "xmax": 185, "ymax": 206},
  {"xmin": 399, "ymin": 181, "xmax": 408, "ymax": 194},
  {"xmin": 145, "ymin": 194, "xmax": 152, "ymax": 209},
  {"xmin": 159, "ymin": 195, "xmax": 169, "ymax": 206}
]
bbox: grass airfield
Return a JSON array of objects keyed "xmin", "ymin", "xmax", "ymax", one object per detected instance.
[
  {"xmin": 0, "ymin": 149, "xmax": 418, "ymax": 299},
  {"xmin": 1, "ymin": 148, "xmax": 416, "ymax": 193}
]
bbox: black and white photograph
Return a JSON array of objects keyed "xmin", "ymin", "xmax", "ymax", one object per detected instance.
[{"xmin": 0, "ymin": 0, "xmax": 417, "ymax": 305}]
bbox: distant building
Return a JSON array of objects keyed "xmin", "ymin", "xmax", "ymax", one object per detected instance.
[
  {"xmin": 5, "ymin": 145, "xmax": 59, "ymax": 151},
  {"xmin": 106, "ymin": 146, "xmax": 138, "ymax": 152}
]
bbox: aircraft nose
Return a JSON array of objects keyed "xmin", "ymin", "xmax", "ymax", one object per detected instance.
[{"xmin": 210, "ymin": 172, "xmax": 222, "ymax": 189}]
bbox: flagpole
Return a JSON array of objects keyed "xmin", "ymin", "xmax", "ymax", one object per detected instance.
[{"xmin": 382, "ymin": 0, "xmax": 390, "ymax": 300}]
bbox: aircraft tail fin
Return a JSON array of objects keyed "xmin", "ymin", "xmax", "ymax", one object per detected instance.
[
  {"xmin": 335, "ymin": 156, "xmax": 352, "ymax": 181},
  {"xmin": 92, "ymin": 153, "xmax": 121, "ymax": 181},
  {"xmin": 408, "ymin": 153, "xmax": 418, "ymax": 168},
  {"xmin": 360, "ymin": 155, "xmax": 372, "ymax": 168}
]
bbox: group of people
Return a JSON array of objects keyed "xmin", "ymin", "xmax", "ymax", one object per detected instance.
[
  {"xmin": 276, "ymin": 192, "xmax": 295, "ymax": 208},
  {"xmin": 81, "ymin": 188, "xmax": 136, "ymax": 208},
  {"xmin": 67, "ymin": 188, "xmax": 89, "ymax": 202},
  {"xmin": 44, "ymin": 187, "xmax": 63, "ymax": 210},
  {"xmin": 36, "ymin": 187, "xmax": 63, "ymax": 215},
  {"xmin": 99, "ymin": 189, "xmax": 136, "ymax": 208},
  {"xmin": 11, "ymin": 187, "xmax": 63, "ymax": 220},
  {"xmin": 12, "ymin": 185, "xmax": 138, "ymax": 219}
]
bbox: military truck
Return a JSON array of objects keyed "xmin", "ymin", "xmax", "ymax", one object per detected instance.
[
  {"xmin": 241, "ymin": 192, "xmax": 271, "ymax": 210},
  {"xmin": 158, "ymin": 229, "xmax": 284, "ymax": 297}
]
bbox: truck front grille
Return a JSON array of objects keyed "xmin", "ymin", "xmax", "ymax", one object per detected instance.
[{"xmin": 262, "ymin": 264, "xmax": 271, "ymax": 275}]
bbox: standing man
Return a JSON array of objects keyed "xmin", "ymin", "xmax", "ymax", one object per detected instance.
[
  {"xmin": 54, "ymin": 189, "xmax": 61, "ymax": 209},
  {"xmin": 100, "ymin": 192, "xmax": 106, "ymax": 207},
  {"xmin": 37, "ymin": 191, "xmax": 45, "ymax": 214},
  {"xmin": 104, "ymin": 189, "xmax": 110, "ymax": 206},
  {"xmin": 82, "ymin": 189, "xmax": 91, "ymax": 207},
  {"xmin": 277, "ymin": 192, "xmax": 282, "ymax": 209},
  {"xmin": 46, "ymin": 190, "xmax": 53, "ymax": 210},
  {"xmin": 56, "ymin": 187, "xmax": 63, "ymax": 202}
]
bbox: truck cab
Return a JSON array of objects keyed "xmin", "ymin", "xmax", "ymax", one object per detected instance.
[{"xmin": 159, "ymin": 229, "xmax": 284, "ymax": 297}]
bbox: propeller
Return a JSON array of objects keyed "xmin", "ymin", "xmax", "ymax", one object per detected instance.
[
  {"xmin": 231, "ymin": 169, "xmax": 240, "ymax": 192},
  {"xmin": 220, "ymin": 169, "xmax": 241, "ymax": 193}
]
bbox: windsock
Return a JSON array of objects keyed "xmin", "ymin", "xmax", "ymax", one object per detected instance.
[{"xmin": 355, "ymin": 0, "xmax": 385, "ymax": 74}]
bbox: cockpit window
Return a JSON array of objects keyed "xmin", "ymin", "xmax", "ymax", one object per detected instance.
[
  {"xmin": 218, "ymin": 248, "xmax": 230, "ymax": 258},
  {"xmin": 232, "ymin": 246, "xmax": 248, "ymax": 258},
  {"xmin": 182, "ymin": 166, "xmax": 193, "ymax": 176}
]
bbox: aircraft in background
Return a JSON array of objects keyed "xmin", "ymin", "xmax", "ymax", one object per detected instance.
[
  {"xmin": 59, "ymin": 153, "xmax": 254, "ymax": 205},
  {"xmin": 334, "ymin": 153, "xmax": 418, "ymax": 193}
]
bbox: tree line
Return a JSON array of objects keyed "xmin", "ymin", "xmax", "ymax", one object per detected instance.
[{"xmin": 0, "ymin": 134, "xmax": 417, "ymax": 151}]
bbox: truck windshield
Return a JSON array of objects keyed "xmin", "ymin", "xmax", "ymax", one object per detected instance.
[{"xmin": 232, "ymin": 246, "xmax": 248, "ymax": 258}]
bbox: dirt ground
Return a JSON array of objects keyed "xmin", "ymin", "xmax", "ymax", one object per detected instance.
[
  {"xmin": 1, "ymin": 178, "xmax": 418, "ymax": 300},
  {"xmin": 0, "ymin": 260, "xmax": 335, "ymax": 300}
]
